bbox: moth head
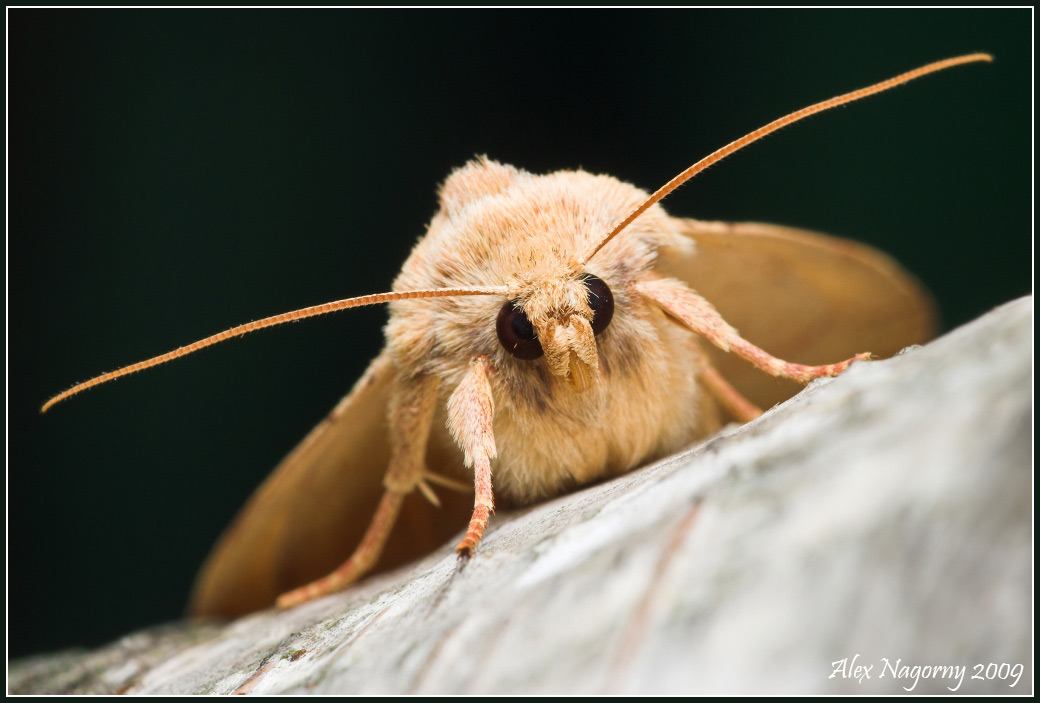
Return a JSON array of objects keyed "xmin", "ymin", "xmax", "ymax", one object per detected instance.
[{"xmin": 496, "ymin": 273, "xmax": 614, "ymax": 392}]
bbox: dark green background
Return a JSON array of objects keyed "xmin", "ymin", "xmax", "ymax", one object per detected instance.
[{"xmin": 10, "ymin": 10, "xmax": 1030, "ymax": 658}]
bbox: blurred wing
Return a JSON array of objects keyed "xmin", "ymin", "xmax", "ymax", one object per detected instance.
[
  {"xmin": 189, "ymin": 350, "xmax": 469, "ymax": 618},
  {"xmin": 658, "ymin": 218, "xmax": 937, "ymax": 410}
]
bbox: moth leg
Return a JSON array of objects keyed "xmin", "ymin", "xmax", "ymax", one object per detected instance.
[
  {"xmin": 416, "ymin": 470, "xmax": 474, "ymax": 507},
  {"xmin": 637, "ymin": 277, "xmax": 871, "ymax": 384},
  {"xmin": 422, "ymin": 471, "xmax": 473, "ymax": 493},
  {"xmin": 690, "ymin": 339, "xmax": 763, "ymax": 423},
  {"xmin": 447, "ymin": 356, "xmax": 497, "ymax": 557},
  {"xmin": 275, "ymin": 372, "xmax": 441, "ymax": 609}
]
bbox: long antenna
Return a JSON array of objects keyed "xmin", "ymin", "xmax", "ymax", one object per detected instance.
[
  {"xmin": 41, "ymin": 286, "xmax": 507, "ymax": 412},
  {"xmin": 582, "ymin": 52, "xmax": 993, "ymax": 263}
]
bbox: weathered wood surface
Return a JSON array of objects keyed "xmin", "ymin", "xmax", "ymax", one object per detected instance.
[{"xmin": 10, "ymin": 296, "xmax": 1032, "ymax": 695}]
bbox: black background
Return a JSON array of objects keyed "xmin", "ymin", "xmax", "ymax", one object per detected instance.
[{"xmin": 9, "ymin": 10, "xmax": 1030, "ymax": 658}]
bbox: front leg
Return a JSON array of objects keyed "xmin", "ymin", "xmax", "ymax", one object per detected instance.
[
  {"xmin": 636, "ymin": 277, "xmax": 870, "ymax": 384},
  {"xmin": 276, "ymin": 372, "xmax": 441, "ymax": 609},
  {"xmin": 447, "ymin": 356, "xmax": 497, "ymax": 557}
]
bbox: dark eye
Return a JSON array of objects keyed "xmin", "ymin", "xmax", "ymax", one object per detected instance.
[
  {"xmin": 582, "ymin": 274, "xmax": 614, "ymax": 336},
  {"xmin": 496, "ymin": 301, "xmax": 543, "ymax": 359}
]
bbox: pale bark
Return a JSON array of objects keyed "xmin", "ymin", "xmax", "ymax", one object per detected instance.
[{"xmin": 10, "ymin": 296, "xmax": 1032, "ymax": 695}]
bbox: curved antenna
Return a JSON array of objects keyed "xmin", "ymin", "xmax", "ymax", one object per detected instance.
[
  {"xmin": 582, "ymin": 52, "xmax": 993, "ymax": 263},
  {"xmin": 41, "ymin": 285, "xmax": 507, "ymax": 412}
]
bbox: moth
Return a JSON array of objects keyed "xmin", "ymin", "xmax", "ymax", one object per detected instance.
[{"xmin": 43, "ymin": 54, "xmax": 989, "ymax": 618}]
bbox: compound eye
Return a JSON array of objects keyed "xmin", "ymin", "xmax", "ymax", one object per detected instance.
[
  {"xmin": 496, "ymin": 300, "xmax": 544, "ymax": 360},
  {"xmin": 581, "ymin": 274, "xmax": 614, "ymax": 336}
]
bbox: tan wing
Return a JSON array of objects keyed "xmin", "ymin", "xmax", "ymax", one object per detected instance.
[
  {"xmin": 657, "ymin": 218, "xmax": 937, "ymax": 411},
  {"xmin": 189, "ymin": 350, "xmax": 470, "ymax": 618}
]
